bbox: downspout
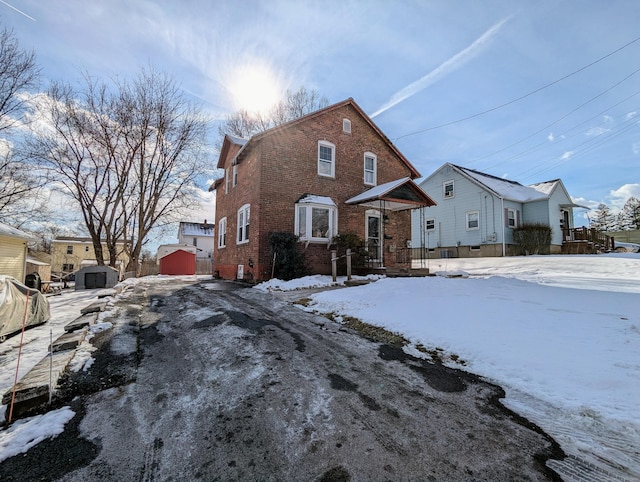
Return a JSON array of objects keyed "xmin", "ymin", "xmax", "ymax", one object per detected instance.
[{"xmin": 500, "ymin": 196, "xmax": 506, "ymax": 256}]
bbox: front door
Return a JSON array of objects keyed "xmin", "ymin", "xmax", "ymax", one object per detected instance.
[{"xmin": 366, "ymin": 211, "xmax": 382, "ymax": 265}]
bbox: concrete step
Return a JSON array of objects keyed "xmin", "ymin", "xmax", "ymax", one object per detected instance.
[
  {"xmin": 64, "ymin": 312, "xmax": 98, "ymax": 333},
  {"xmin": 49, "ymin": 330, "xmax": 86, "ymax": 352}
]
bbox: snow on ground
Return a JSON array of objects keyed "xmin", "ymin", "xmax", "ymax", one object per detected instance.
[
  {"xmin": 2, "ymin": 261, "xmax": 638, "ymax": 476},
  {"xmin": 258, "ymin": 253, "xmax": 640, "ymax": 479}
]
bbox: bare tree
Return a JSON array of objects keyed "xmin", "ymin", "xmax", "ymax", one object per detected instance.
[
  {"xmin": 0, "ymin": 25, "xmax": 42, "ymax": 222},
  {"xmin": 31, "ymin": 68, "xmax": 209, "ymax": 274},
  {"xmin": 217, "ymin": 86, "xmax": 329, "ymax": 143}
]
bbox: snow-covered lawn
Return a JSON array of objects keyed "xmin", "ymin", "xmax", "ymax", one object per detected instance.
[{"xmin": 257, "ymin": 253, "xmax": 640, "ymax": 480}]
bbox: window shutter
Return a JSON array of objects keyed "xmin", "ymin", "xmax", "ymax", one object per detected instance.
[{"xmin": 504, "ymin": 208, "xmax": 509, "ymax": 227}]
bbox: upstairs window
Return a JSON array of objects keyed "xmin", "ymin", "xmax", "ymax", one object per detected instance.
[
  {"xmin": 466, "ymin": 211, "xmax": 479, "ymax": 230},
  {"xmin": 85, "ymin": 246, "xmax": 89, "ymax": 252},
  {"xmin": 318, "ymin": 141, "xmax": 335, "ymax": 178},
  {"xmin": 237, "ymin": 204, "xmax": 250, "ymax": 244},
  {"xmin": 66, "ymin": 245, "xmax": 73, "ymax": 254},
  {"xmin": 364, "ymin": 152, "xmax": 377, "ymax": 186},
  {"xmin": 443, "ymin": 180, "xmax": 454, "ymax": 198},
  {"xmin": 225, "ymin": 168, "xmax": 230, "ymax": 194},
  {"xmin": 232, "ymin": 164, "xmax": 238, "ymax": 187},
  {"xmin": 218, "ymin": 217, "xmax": 227, "ymax": 248}
]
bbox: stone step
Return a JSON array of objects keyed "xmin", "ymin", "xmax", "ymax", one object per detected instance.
[
  {"xmin": 2, "ymin": 350, "xmax": 76, "ymax": 419},
  {"xmin": 64, "ymin": 312, "xmax": 98, "ymax": 333},
  {"xmin": 49, "ymin": 330, "xmax": 86, "ymax": 352}
]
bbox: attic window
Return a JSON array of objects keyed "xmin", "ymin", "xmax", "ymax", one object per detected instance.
[
  {"xmin": 443, "ymin": 180, "xmax": 454, "ymax": 198},
  {"xmin": 343, "ymin": 118, "xmax": 351, "ymax": 134}
]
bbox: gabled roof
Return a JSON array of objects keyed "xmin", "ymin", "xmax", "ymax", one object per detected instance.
[
  {"xmin": 216, "ymin": 134, "xmax": 248, "ymax": 170},
  {"xmin": 447, "ymin": 164, "xmax": 566, "ymax": 203},
  {"xmin": 346, "ymin": 177, "xmax": 437, "ymax": 211},
  {"xmin": 214, "ymin": 98, "xmax": 421, "ymax": 178}
]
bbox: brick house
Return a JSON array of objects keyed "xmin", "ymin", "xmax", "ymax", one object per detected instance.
[{"xmin": 211, "ymin": 98, "xmax": 436, "ymax": 282}]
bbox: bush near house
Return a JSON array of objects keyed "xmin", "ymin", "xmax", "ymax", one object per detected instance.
[
  {"xmin": 269, "ymin": 232, "xmax": 307, "ymax": 281},
  {"xmin": 513, "ymin": 223, "xmax": 552, "ymax": 255}
]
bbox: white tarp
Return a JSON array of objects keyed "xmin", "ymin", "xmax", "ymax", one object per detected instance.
[{"xmin": 0, "ymin": 276, "xmax": 50, "ymax": 341}]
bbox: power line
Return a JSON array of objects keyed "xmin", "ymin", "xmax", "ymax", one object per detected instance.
[{"xmin": 394, "ymin": 34, "xmax": 640, "ymax": 141}]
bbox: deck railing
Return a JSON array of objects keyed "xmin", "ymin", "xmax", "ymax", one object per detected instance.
[{"xmin": 562, "ymin": 227, "xmax": 615, "ymax": 253}]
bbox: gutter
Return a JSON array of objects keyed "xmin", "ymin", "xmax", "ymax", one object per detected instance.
[{"xmin": 500, "ymin": 196, "xmax": 506, "ymax": 257}]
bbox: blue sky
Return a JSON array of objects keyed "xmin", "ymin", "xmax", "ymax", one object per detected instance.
[{"xmin": 4, "ymin": 0, "xmax": 640, "ymax": 233}]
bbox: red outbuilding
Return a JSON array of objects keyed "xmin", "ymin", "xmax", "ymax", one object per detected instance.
[{"xmin": 159, "ymin": 249, "xmax": 196, "ymax": 276}]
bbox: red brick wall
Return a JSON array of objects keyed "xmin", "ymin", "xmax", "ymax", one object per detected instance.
[{"xmin": 214, "ymin": 102, "xmax": 417, "ymax": 281}]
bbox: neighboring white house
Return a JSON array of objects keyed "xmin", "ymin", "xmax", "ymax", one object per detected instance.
[
  {"xmin": 0, "ymin": 222, "xmax": 32, "ymax": 282},
  {"xmin": 177, "ymin": 221, "xmax": 214, "ymax": 260},
  {"xmin": 411, "ymin": 163, "xmax": 587, "ymax": 258}
]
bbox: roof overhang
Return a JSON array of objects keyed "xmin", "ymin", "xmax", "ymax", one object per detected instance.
[
  {"xmin": 560, "ymin": 203, "xmax": 590, "ymax": 210},
  {"xmin": 345, "ymin": 178, "xmax": 437, "ymax": 211}
]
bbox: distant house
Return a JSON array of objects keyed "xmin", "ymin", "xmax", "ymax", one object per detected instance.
[
  {"xmin": 51, "ymin": 237, "xmax": 129, "ymax": 280},
  {"xmin": 0, "ymin": 222, "xmax": 32, "ymax": 282},
  {"xmin": 412, "ymin": 163, "xmax": 587, "ymax": 257},
  {"xmin": 177, "ymin": 221, "xmax": 214, "ymax": 259},
  {"xmin": 211, "ymin": 98, "xmax": 436, "ymax": 282}
]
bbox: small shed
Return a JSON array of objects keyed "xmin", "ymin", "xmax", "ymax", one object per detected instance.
[
  {"xmin": 75, "ymin": 265, "xmax": 119, "ymax": 290},
  {"xmin": 159, "ymin": 249, "xmax": 196, "ymax": 275},
  {"xmin": 26, "ymin": 257, "xmax": 52, "ymax": 283}
]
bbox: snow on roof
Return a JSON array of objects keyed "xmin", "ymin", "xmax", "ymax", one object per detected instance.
[
  {"xmin": 0, "ymin": 222, "xmax": 32, "ymax": 240},
  {"xmin": 226, "ymin": 134, "xmax": 248, "ymax": 146},
  {"xmin": 458, "ymin": 167, "xmax": 556, "ymax": 202},
  {"xmin": 345, "ymin": 177, "xmax": 410, "ymax": 204},
  {"xmin": 179, "ymin": 222, "xmax": 214, "ymax": 237},
  {"xmin": 296, "ymin": 194, "xmax": 337, "ymax": 206}
]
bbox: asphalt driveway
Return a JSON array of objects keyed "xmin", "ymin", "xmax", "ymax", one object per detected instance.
[{"xmin": 0, "ymin": 278, "xmax": 562, "ymax": 481}]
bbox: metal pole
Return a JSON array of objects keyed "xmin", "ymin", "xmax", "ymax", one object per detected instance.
[
  {"xmin": 346, "ymin": 249, "xmax": 352, "ymax": 280},
  {"xmin": 49, "ymin": 328, "xmax": 53, "ymax": 404},
  {"xmin": 331, "ymin": 250, "xmax": 337, "ymax": 282}
]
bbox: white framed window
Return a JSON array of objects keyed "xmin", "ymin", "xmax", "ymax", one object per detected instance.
[
  {"xmin": 506, "ymin": 208, "xmax": 520, "ymax": 228},
  {"xmin": 217, "ymin": 217, "xmax": 227, "ymax": 248},
  {"xmin": 443, "ymin": 180, "xmax": 454, "ymax": 198},
  {"xmin": 232, "ymin": 164, "xmax": 238, "ymax": 187},
  {"xmin": 237, "ymin": 204, "xmax": 250, "ymax": 244},
  {"xmin": 225, "ymin": 168, "xmax": 230, "ymax": 194},
  {"xmin": 364, "ymin": 152, "xmax": 377, "ymax": 186},
  {"xmin": 318, "ymin": 141, "xmax": 335, "ymax": 178},
  {"xmin": 466, "ymin": 211, "xmax": 479, "ymax": 230},
  {"xmin": 295, "ymin": 199, "xmax": 337, "ymax": 242},
  {"xmin": 66, "ymin": 245, "xmax": 73, "ymax": 254},
  {"xmin": 425, "ymin": 218, "xmax": 435, "ymax": 230}
]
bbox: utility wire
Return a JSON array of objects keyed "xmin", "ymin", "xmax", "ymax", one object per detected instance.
[{"xmin": 394, "ymin": 34, "xmax": 640, "ymax": 141}]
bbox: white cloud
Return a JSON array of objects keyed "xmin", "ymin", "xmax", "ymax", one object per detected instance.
[
  {"xmin": 610, "ymin": 184, "xmax": 640, "ymax": 209},
  {"xmin": 632, "ymin": 142, "xmax": 640, "ymax": 156},
  {"xmin": 547, "ymin": 132, "xmax": 554, "ymax": 142},
  {"xmin": 370, "ymin": 17, "xmax": 511, "ymax": 118},
  {"xmin": 585, "ymin": 126, "xmax": 609, "ymax": 136},
  {"xmin": 625, "ymin": 111, "xmax": 637, "ymax": 120},
  {"xmin": 561, "ymin": 151, "xmax": 574, "ymax": 160}
]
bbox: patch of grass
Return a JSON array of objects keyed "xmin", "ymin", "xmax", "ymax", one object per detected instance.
[{"xmin": 293, "ymin": 297, "xmax": 313, "ymax": 307}]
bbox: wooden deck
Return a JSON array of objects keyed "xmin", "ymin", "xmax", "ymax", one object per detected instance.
[{"xmin": 562, "ymin": 227, "xmax": 615, "ymax": 254}]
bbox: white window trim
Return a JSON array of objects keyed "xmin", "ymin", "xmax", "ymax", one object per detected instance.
[
  {"xmin": 295, "ymin": 202, "xmax": 337, "ymax": 243},
  {"xmin": 218, "ymin": 217, "xmax": 227, "ymax": 248},
  {"xmin": 224, "ymin": 168, "xmax": 230, "ymax": 194},
  {"xmin": 443, "ymin": 180, "xmax": 454, "ymax": 199},
  {"xmin": 318, "ymin": 141, "xmax": 335, "ymax": 178},
  {"xmin": 364, "ymin": 152, "xmax": 377, "ymax": 186},
  {"xmin": 425, "ymin": 218, "xmax": 435, "ymax": 231},
  {"xmin": 232, "ymin": 164, "xmax": 238, "ymax": 187},
  {"xmin": 507, "ymin": 208, "xmax": 517, "ymax": 228},
  {"xmin": 365, "ymin": 209, "xmax": 382, "ymax": 261},
  {"xmin": 237, "ymin": 204, "xmax": 250, "ymax": 244},
  {"xmin": 343, "ymin": 118, "xmax": 351, "ymax": 134},
  {"xmin": 466, "ymin": 211, "xmax": 480, "ymax": 230}
]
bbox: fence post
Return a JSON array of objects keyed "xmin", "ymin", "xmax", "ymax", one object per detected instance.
[
  {"xmin": 346, "ymin": 249, "xmax": 351, "ymax": 281},
  {"xmin": 331, "ymin": 250, "xmax": 337, "ymax": 282}
]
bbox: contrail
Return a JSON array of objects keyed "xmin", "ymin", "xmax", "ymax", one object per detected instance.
[
  {"xmin": 0, "ymin": 0, "xmax": 36, "ymax": 21},
  {"xmin": 370, "ymin": 17, "xmax": 510, "ymax": 119}
]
